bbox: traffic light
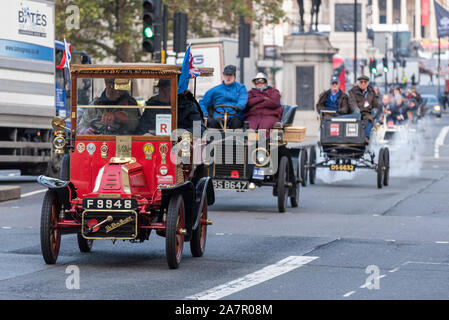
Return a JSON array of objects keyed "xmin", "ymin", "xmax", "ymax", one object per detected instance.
[
  {"xmin": 369, "ymin": 58, "xmax": 377, "ymax": 74},
  {"xmin": 173, "ymin": 12, "xmax": 188, "ymax": 53},
  {"xmin": 238, "ymin": 17, "xmax": 250, "ymax": 58},
  {"xmin": 382, "ymin": 57, "xmax": 389, "ymax": 73},
  {"xmin": 142, "ymin": 0, "xmax": 162, "ymax": 53}
]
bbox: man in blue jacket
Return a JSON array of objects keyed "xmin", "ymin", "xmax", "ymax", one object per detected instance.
[{"xmin": 199, "ymin": 65, "xmax": 248, "ymax": 129}]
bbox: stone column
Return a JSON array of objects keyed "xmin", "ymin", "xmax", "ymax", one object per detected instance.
[
  {"xmin": 387, "ymin": 0, "xmax": 393, "ymax": 24},
  {"xmin": 281, "ymin": 33, "xmax": 338, "ymax": 138},
  {"xmin": 415, "ymin": 0, "xmax": 421, "ymax": 40},
  {"xmin": 372, "ymin": 0, "xmax": 380, "ymax": 25},
  {"xmin": 401, "ymin": 0, "xmax": 407, "ymax": 24},
  {"xmin": 429, "ymin": 0, "xmax": 437, "ymax": 40}
]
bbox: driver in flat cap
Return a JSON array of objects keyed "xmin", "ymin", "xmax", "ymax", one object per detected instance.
[
  {"xmin": 199, "ymin": 64, "xmax": 248, "ymax": 129},
  {"xmin": 348, "ymin": 75, "xmax": 380, "ymax": 143}
]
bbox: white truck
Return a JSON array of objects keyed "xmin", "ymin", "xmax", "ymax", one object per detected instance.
[
  {"xmin": 0, "ymin": 0, "xmax": 58, "ymax": 175},
  {"xmin": 167, "ymin": 37, "xmax": 257, "ymax": 99}
]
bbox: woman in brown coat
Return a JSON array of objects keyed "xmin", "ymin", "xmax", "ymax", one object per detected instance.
[{"xmin": 245, "ymin": 73, "xmax": 282, "ymax": 132}]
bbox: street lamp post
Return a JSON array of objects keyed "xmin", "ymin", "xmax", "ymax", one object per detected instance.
[{"xmin": 354, "ymin": 0, "xmax": 357, "ymax": 84}]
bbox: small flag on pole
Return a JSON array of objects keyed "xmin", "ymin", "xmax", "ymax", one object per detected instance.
[
  {"xmin": 56, "ymin": 38, "xmax": 71, "ymax": 69},
  {"xmin": 177, "ymin": 44, "xmax": 202, "ymax": 94}
]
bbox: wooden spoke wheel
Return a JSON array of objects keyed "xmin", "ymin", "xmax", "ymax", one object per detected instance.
[
  {"xmin": 377, "ymin": 148, "xmax": 385, "ymax": 189},
  {"xmin": 277, "ymin": 156, "xmax": 290, "ymax": 213},
  {"xmin": 40, "ymin": 190, "xmax": 61, "ymax": 264},
  {"xmin": 309, "ymin": 146, "xmax": 317, "ymax": 185},
  {"xmin": 383, "ymin": 147, "xmax": 390, "ymax": 187},
  {"xmin": 190, "ymin": 195, "xmax": 208, "ymax": 257},
  {"xmin": 166, "ymin": 194, "xmax": 185, "ymax": 269}
]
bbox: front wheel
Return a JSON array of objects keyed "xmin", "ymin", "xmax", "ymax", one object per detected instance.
[
  {"xmin": 40, "ymin": 190, "xmax": 61, "ymax": 264},
  {"xmin": 383, "ymin": 148, "xmax": 390, "ymax": 186},
  {"xmin": 377, "ymin": 148, "xmax": 385, "ymax": 189},
  {"xmin": 190, "ymin": 195, "xmax": 208, "ymax": 257},
  {"xmin": 166, "ymin": 194, "xmax": 185, "ymax": 269},
  {"xmin": 277, "ymin": 156, "xmax": 289, "ymax": 213},
  {"xmin": 309, "ymin": 146, "xmax": 317, "ymax": 185},
  {"xmin": 77, "ymin": 232, "xmax": 94, "ymax": 253}
]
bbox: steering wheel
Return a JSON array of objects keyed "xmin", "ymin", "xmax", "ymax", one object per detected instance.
[
  {"xmin": 213, "ymin": 105, "xmax": 240, "ymax": 117},
  {"xmin": 89, "ymin": 117, "xmax": 124, "ymax": 135}
]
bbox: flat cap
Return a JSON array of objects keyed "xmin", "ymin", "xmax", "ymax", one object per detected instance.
[{"xmin": 357, "ymin": 75, "xmax": 370, "ymax": 81}]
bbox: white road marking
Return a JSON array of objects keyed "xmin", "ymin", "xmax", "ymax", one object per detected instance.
[
  {"xmin": 20, "ymin": 189, "xmax": 47, "ymax": 198},
  {"xmin": 343, "ymin": 291, "xmax": 356, "ymax": 297},
  {"xmin": 389, "ymin": 267, "xmax": 400, "ymax": 273},
  {"xmin": 434, "ymin": 126, "xmax": 449, "ymax": 159},
  {"xmin": 186, "ymin": 255, "xmax": 318, "ymax": 300},
  {"xmin": 360, "ymin": 274, "xmax": 386, "ymax": 289},
  {"xmin": 435, "ymin": 241, "xmax": 449, "ymax": 244}
]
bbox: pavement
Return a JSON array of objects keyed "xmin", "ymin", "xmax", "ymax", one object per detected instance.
[
  {"xmin": 0, "ymin": 170, "xmax": 38, "ymax": 202},
  {"xmin": 0, "ymin": 185, "xmax": 20, "ymax": 202}
]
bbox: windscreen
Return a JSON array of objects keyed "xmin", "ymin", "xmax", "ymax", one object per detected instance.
[{"xmin": 76, "ymin": 78, "xmax": 173, "ymax": 136}]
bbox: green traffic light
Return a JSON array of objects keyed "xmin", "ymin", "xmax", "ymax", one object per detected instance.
[
  {"xmin": 144, "ymin": 26, "xmax": 154, "ymax": 38},
  {"xmin": 371, "ymin": 67, "xmax": 377, "ymax": 74},
  {"xmin": 383, "ymin": 66, "xmax": 389, "ymax": 72}
]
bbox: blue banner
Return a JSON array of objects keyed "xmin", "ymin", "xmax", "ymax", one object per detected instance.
[{"xmin": 0, "ymin": 38, "xmax": 53, "ymax": 62}]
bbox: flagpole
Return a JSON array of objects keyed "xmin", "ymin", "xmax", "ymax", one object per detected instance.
[{"xmin": 438, "ymin": 36, "xmax": 441, "ymax": 100}]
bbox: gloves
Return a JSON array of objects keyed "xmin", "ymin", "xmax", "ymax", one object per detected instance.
[{"xmin": 353, "ymin": 107, "xmax": 361, "ymax": 120}]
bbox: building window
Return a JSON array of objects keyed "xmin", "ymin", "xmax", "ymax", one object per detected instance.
[{"xmin": 334, "ymin": 4, "xmax": 362, "ymax": 32}]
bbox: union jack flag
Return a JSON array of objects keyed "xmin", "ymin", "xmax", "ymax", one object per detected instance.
[
  {"xmin": 178, "ymin": 44, "xmax": 202, "ymax": 94},
  {"xmin": 56, "ymin": 38, "xmax": 71, "ymax": 70}
]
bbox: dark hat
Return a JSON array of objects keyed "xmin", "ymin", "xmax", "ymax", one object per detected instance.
[
  {"xmin": 357, "ymin": 75, "xmax": 370, "ymax": 81},
  {"xmin": 330, "ymin": 76, "xmax": 340, "ymax": 83},
  {"xmin": 157, "ymin": 79, "xmax": 171, "ymax": 88},
  {"xmin": 223, "ymin": 65, "xmax": 236, "ymax": 75}
]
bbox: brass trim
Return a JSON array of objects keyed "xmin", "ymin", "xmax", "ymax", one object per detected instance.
[
  {"xmin": 81, "ymin": 209, "xmax": 138, "ymax": 240},
  {"xmin": 115, "ymin": 136, "xmax": 132, "ymax": 158},
  {"xmin": 251, "ymin": 147, "xmax": 270, "ymax": 167},
  {"xmin": 98, "ymin": 194, "xmax": 121, "ymax": 198},
  {"xmin": 121, "ymin": 166, "xmax": 131, "ymax": 194}
]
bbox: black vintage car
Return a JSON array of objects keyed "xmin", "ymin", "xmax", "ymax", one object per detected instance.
[
  {"xmin": 206, "ymin": 104, "xmax": 310, "ymax": 212},
  {"xmin": 308, "ymin": 112, "xmax": 390, "ymax": 189}
]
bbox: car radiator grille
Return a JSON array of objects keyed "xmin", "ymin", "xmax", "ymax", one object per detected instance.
[{"xmin": 213, "ymin": 144, "xmax": 247, "ymax": 178}]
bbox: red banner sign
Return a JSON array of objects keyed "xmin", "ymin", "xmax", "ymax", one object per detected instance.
[{"xmin": 422, "ymin": 0, "xmax": 430, "ymax": 26}]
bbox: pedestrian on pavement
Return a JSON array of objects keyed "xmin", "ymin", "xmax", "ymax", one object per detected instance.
[
  {"xmin": 199, "ymin": 65, "xmax": 248, "ymax": 129},
  {"xmin": 440, "ymin": 90, "xmax": 448, "ymax": 110},
  {"xmin": 316, "ymin": 76, "xmax": 351, "ymax": 118},
  {"xmin": 245, "ymin": 72, "xmax": 282, "ymax": 132},
  {"xmin": 348, "ymin": 75, "xmax": 380, "ymax": 143}
]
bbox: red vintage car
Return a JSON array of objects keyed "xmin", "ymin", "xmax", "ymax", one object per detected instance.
[{"xmin": 38, "ymin": 64, "xmax": 215, "ymax": 269}]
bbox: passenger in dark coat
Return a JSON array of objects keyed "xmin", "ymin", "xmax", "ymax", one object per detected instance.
[
  {"xmin": 245, "ymin": 72, "xmax": 282, "ymax": 132},
  {"xmin": 316, "ymin": 76, "xmax": 351, "ymax": 118},
  {"xmin": 348, "ymin": 75, "xmax": 380, "ymax": 142},
  {"xmin": 135, "ymin": 80, "xmax": 205, "ymax": 135}
]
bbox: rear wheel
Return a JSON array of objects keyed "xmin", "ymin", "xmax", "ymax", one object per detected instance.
[
  {"xmin": 166, "ymin": 194, "xmax": 185, "ymax": 269},
  {"xmin": 40, "ymin": 190, "xmax": 61, "ymax": 264},
  {"xmin": 299, "ymin": 149, "xmax": 308, "ymax": 187},
  {"xmin": 190, "ymin": 195, "xmax": 208, "ymax": 257},
  {"xmin": 377, "ymin": 148, "xmax": 385, "ymax": 189},
  {"xmin": 383, "ymin": 148, "xmax": 390, "ymax": 186},
  {"xmin": 309, "ymin": 146, "xmax": 317, "ymax": 185},
  {"xmin": 277, "ymin": 156, "xmax": 289, "ymax": 213}
]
